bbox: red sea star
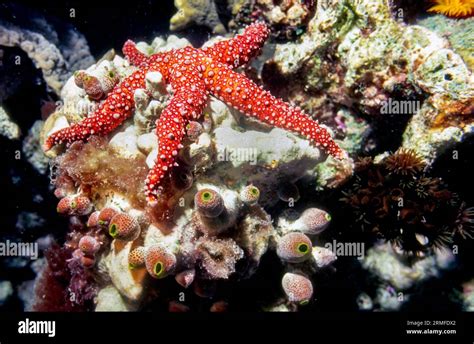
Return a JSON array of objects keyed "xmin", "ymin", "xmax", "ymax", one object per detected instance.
[{"xmin": 44, "ymin": 22, "xmax": 345, "ymax": 204}]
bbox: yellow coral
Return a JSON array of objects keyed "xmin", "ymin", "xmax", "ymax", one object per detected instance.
[
  {"xmin": 170, "ymin": 0, "xmax": 226, "ymax": 34},
  {"xmin": 428, "ymin": 0, "xmax": 474, "ymax": 18}
]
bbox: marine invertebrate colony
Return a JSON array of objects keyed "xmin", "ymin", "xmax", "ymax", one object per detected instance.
[
  {"xmin": 427, "ymin": 0, "xmax": 474, "ymax": 18},
  {"xmin": 340, "ymin": 149, "xmax": 470, "ymax": 253},
  {"xmin": 43, "ymin": 22, "xmax": 344, "ymax": 204}
]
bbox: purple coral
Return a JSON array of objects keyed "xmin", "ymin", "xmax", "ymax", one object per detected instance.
[{"xmin": 32, "ymin": 245, "xmax": 98, "ymax": 311}]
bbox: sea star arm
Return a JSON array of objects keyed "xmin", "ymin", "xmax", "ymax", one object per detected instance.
[
  {"xmin": 202, "ymin": 21, "xmax": 270, "ymax": 69},
  {"xmin": 123, "ymin": 40, "xmax": 150, "ymax": 67},
  {"xmin": 205, "ymin": 63, "xmax": 345, "ymax": 159},
  {"xmin": 43, "ymin": 69, "xmax": 146, "ymax": 151},
  {"xmin": 145, "ymin": 68, "xmax": 208, "ymax": 203}
]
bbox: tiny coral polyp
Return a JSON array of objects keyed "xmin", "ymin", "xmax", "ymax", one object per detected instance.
[{"xmin": 428, "ymin": 0, "xmax": 474, "ymax": 18}]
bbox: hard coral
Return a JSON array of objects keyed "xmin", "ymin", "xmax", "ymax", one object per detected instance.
[
  {"xmin": 233, "ymin": 0, "xmax": 315, "ymax": 40},
  {"xmin": 170, "ymin": 0, "xmax": 227, "ymax": 34}
]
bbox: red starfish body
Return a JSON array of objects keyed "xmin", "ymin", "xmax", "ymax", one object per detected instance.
[{"xmin": 44, "ymin": 22, "xmax": 344, "ymax": 204}]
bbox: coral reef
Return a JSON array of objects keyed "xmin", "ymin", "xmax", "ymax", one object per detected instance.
[
  {"xmin": 267, "ymin": 0, "xmax": 473, "ymax": 163},
  {"xmin": 232, "ymin": 0, "xmax": 315, "ymax": 40},
  {"xmin": 0, "ymin": 106, "xmax": 20, "ymax": 140},
  {"xmin": 417, "ymin": 15, "xmax": 474, "ymax": 73},
  {"xmin": 0, "ymin": 7, "xmax": 94, "ymax": 95},
  {"xmin": 10, "ymin": 0, "xmax": 472, "ymax": 314},
  {"xmin": 169, "ymin": 0, "xmax": 315, "ymax": 40},
  {"xmin": 32, "ymin": 22, "xmax": 348, "ymax": 310},
  {"xmin": 23, "ymin": 121, "xmax": 50, "ymax": 174},
  {"xmin": 0, "ymin": 21, "xmax": 68, "ymax": 93},
  {"xmin": 340, "ymin": 149, "xmax": 470, "ymax": 253},
  {"xmin": 43, "ymin": 22, "xmax": 345, "ymax": 206},
  {"xmin": 362, "ymin": 242, "xmax": 454, "ymax": 290},
  {"xmin": 170, "ymin": 0, "xmax": 227, "ymax": 34},
  {"xmin": 0, "ymin": 4, "xmax": 95, "ymax": 186},
  {"xmin": 359, "ymin": 241, "xmax": 455, "ymax": 310}
]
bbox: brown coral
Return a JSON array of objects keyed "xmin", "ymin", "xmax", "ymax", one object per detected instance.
[
  {"xmin": 340, "ymin": 150, "xmax": 466, "ymax": 253},
  {"xmin": 453, "ymin": 203, "xmax": 474, "ymax": 239},
  {"xmin": 384, "ymin": 148, "xmax": 426, "ymax": 176}
]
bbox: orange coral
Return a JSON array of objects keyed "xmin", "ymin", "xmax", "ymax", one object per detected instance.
[{"xmin": 427, "ymin": 0, "xmax": 474, "ymax": 18}]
